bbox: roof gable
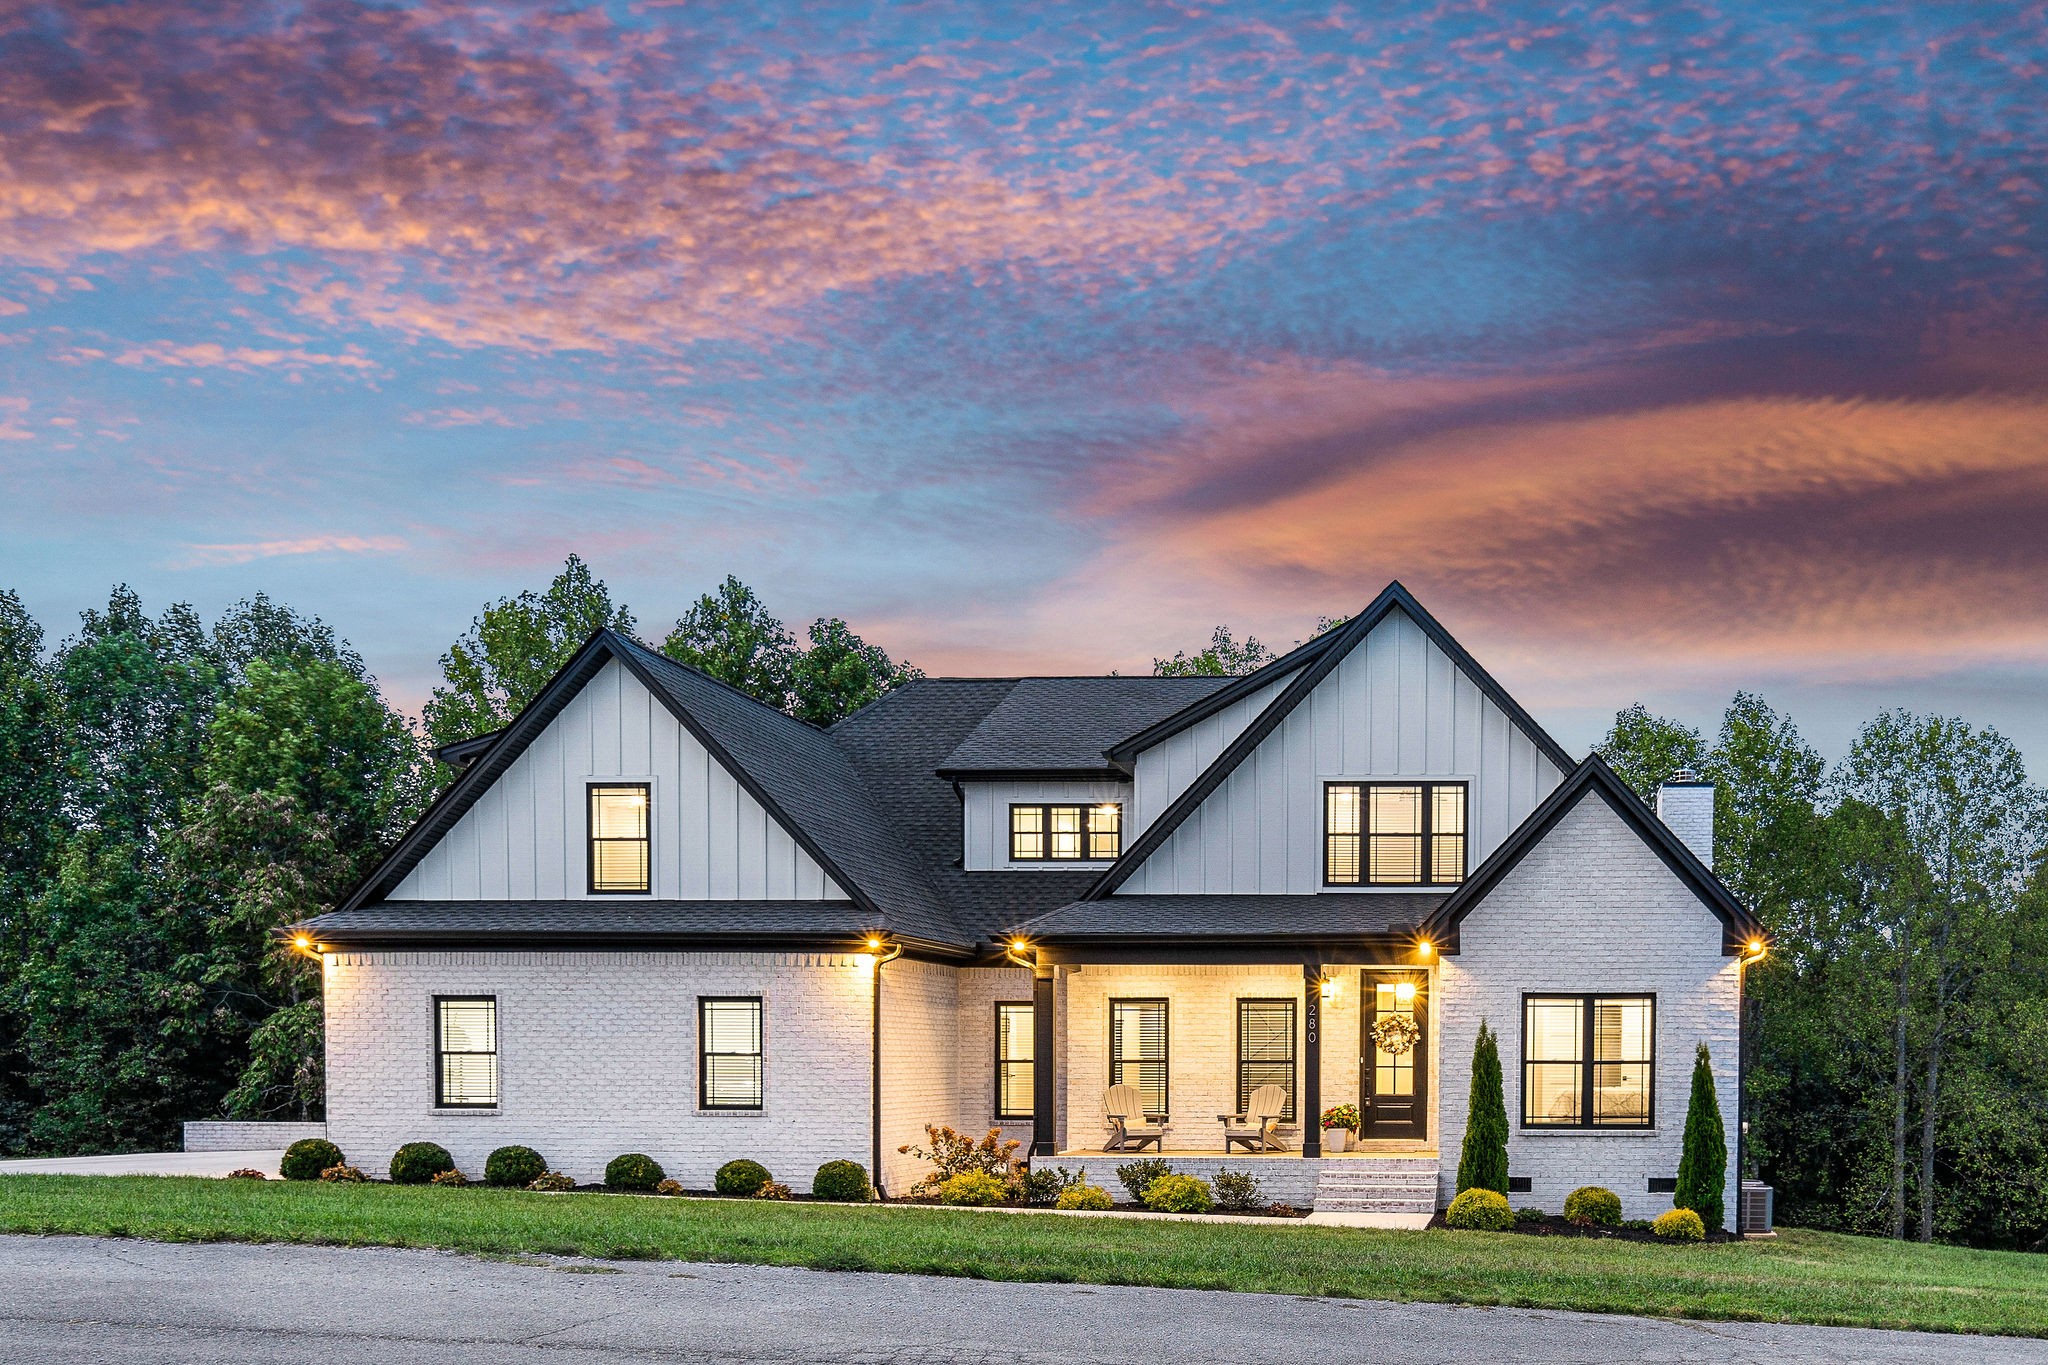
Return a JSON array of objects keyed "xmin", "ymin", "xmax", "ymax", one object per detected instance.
[
  {"xmin": 937, "ymin": 676, "xmax": 1235, "ymax": 778},
  {"xmin": 1419, "ymin": 754, "xmax": 1762, "ymax": 953}
]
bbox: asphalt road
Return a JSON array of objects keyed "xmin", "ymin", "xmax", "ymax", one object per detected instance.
[{"xmin": 1, "ymin": 1234, "xmax": 2038, "ymax": 1365}]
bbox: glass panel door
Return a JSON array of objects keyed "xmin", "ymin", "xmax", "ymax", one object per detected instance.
[{"xmin": 1360, "ymin": 971, "xmax": 1428, "ymax": 1140}]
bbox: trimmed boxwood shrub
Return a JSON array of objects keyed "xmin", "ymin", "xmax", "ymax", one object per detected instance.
[
  {"xmin": 389, "ymin": 1141, "xmax": 456, "ymax": 1186},
  {"xmin": 1653, "ymin": 1208, "xmax": 1706, "ymax": 1242},
  {"xmin": 1564, "ymin": 1185, "xmax": 1623, "ymax": 1227},
  {"xmin": 811, "ymin": 1160, "xmax": 874, "ymax": 1202},
  {"xmin": 939, "ymin": 1170, "xmax": 1010, "ymax": 1205},
  {"xmin": 605, "ymin": 1153, "xmax": 666, "ymax": 1190},
  {"xmin": 1114, "ymin": 1157, "xmax": 1172, "ymax": 1202},
  {"xmin": 1445, "ymin": 1187, "xmax": 1513, "ymax": 1230},
  {"xmin": 485, "ymin": 1145, "xmax": 548, "ymax": 1189},
  {"xmin": 281, "ymin": 1138, "xmax": 345, "ymax": 1182},
  {"xmin": 715, "ymin": 1159, "xmax": 772, "ymax": 1197},
  {"xmin": 1211, "ymin": 1169, "xmax": 1263, "ymax": 1212},
  {"xmin": 1142, "ymin": 1174, "xmax": 1213, "ymax": 1213},
  {"xmin": 1055, "ymin": 1183, "xmax": 1114, "ymax": 1211}
]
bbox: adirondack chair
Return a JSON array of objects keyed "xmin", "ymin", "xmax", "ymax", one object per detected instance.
[
  {"xmin": 1218, "ymin": 1084, "xmax": 1291, "ymax": 1153},
  {"xmin": 1102, "ymin": 1084, "xmax": 1169, "ymax": 1152}
]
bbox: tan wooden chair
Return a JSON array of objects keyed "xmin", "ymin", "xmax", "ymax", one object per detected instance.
[
  {"xmin": 1219, "ymin": 1084, "xmax": 1291, "ymax": 1153},
  {"xmin": 1102, "ymin": 1084, "xmax": 1169, "ymax": 1152}
]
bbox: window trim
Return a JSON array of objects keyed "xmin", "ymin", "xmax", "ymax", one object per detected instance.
[
  {"xmin": 433, "ymin": 995, "xmax": 499, "ymax": 1110},
  {"xmin": 1108, "ymin": 997, "xmax": 1169, "ymax": 1117},
  {"xmin": 1518, "ymin": 992, "xmax": 1657, "ymax": 1131},
  {"xmin": 587, "ymin": 781, "xmax": 652, "ymax": 896},
  {"xmin": 994, "ymin": 1000, "xmax": 1034, "ymax": 1121},
  {"xmin": 698, "ymin": 995, "xmax": 764, "ymax": 1112},
  {"xmin": 1235, "ymin": 997, "xmax": 1297, "ymax": 1122},
  {"xmin": 1008, "ymin": 802, "xmax": 1123, "ymax": 863},
  {"xmin": 1322, "ymin": 779, "xmax": 1469, "ymax": 888}
]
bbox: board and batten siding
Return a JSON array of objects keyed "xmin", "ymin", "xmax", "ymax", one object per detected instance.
[
  {"xmin": 1123, "ymin": 607, "xmax": 1566, "ymax": 894},
  {"xmin": 1129, "ymin": 673, "xmax": 1293, "ymax": 831},
  {"xmin": 391, "ymin": 658, "xmax": 844, "ymax": 901},
  {"xmin": 961, "ymin": 779, "xmax": 1133, "ymax": 870}
]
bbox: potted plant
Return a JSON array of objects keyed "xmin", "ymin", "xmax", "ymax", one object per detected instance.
[{"xmin": 1320, "ymin": 1104, "xmax": 1361, "ymax": 1152}]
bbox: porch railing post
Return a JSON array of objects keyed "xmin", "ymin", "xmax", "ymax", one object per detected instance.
[
  {"xmin": 1302, "ymin": 962, "xmax": 1323, "ymax": 1159},
  {"xmin": 1032, "ymin": 966, "xmax": 1056, "ymax": 1157}
]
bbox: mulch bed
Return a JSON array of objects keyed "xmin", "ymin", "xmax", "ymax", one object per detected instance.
[{"xmin": 1424, "ymin": 1210, "xmax": 1736, "ymax": 1243}]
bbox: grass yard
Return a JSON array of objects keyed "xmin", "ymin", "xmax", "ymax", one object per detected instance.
[{"xmin": 1, "ymin": 1175, "xmax": 2043, "ymax": 1337}]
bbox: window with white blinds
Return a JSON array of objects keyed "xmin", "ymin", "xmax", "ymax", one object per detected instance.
[
  {"xmin": 435, "ymin": 997, "xmax": 498, "ymax": 1108},
  {"xmin": 699, "ymin": 997, "xmax": 763, "ymax": 1110},
  {"xmin": 588, "ymin": 783, "xmax": 650, "ymax": 894},
  {"xmin": 1236, "ymin": 998, "xmax": 1296, "ymax": 1120},
  {"xmin": 1522, "ymin": 994, "xmax": 1655, "ymax": 1128},
  {"xmin": 1109, "ymin": 998, "xmax": 1168, "ymax": 1117},
  {"xmin": 1325, "ymin": 781, "xmax": 1468, "ymax": 886},
  {"xmin": 995, "ymin": 1002, "xmax": 1034, "ymax": 1120}
]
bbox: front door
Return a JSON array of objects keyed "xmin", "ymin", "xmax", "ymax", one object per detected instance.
[{"xmin": 1361, "ymin": 971, "xmax": 1428, "ymax": 1140}]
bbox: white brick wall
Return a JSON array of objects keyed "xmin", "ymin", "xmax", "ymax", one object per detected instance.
[
  {"xmin": 324, "ymin": 949, "xmax": 875, "ymax": 1189},
  {"xmin": 954, "ymin": 967, "xmax": 1035, "ymax": 1138},
  {"xmin": 878, "ymin": 956, "xmax": 959, "ymax": 1194},
  {"xmin": 1435, "ymin": 793, "xmax": 1742, "ymax": 1227},
  {"xmin": 184, "ymin": 1121, "xmax": 328, "ymax": 1152}
]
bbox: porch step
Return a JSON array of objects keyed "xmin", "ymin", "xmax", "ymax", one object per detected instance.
[{"xmin": 1311, "ymin": 1157, "xmax": 1441, "ymax": 1217}]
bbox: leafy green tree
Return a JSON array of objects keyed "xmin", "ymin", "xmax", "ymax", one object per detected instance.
[
  {"xmin": 1595, "ymin": 703, "xmax": 1705, "ymax": 803},
  {"xmin": 423, "ymin": 555, "xmax": 634, "ymax": 752},
  {"xmin": 0, "ymin": 591, "xmax": 62, "ymax": 1152},
  {"xmin": 1676, "ymin": 1042, "xmax": 1728, "ymax": 1229},
  {"xmin": 791, "ymin": 617, "xmax": 922, "ymax": 726},
  {"xmin": 1152, "ymin": 626, "xmax": 1276, "ymax": 677},
  {"xmin": 1456, "ymin": 1020, "xmax": 1509, "ymax": 1195},
  {"xmin": 210, "ymin": 593, "xmax": 362, "ymax": 686},
  {"xmin": 660, "ymin": 575, "xmax": 799, "ymax": 708}
]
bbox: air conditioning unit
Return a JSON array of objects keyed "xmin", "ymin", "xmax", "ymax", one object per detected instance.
[{"xmin": 1740, "ymin": 1181, "xmax": 1775, "ymax": 1238}]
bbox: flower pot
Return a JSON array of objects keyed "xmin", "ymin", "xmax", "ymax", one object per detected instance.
[{"xmin": 1324, "ymin": 1128, "xmax": 1350, "ymax": 1153}]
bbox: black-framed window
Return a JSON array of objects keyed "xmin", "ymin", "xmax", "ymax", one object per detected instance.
[
  {"xmin": 1109, "ymin": 998, "xmax": 1168, "ymax": 1116},
  {"xmin": 1010, "ymin": 803, "xmax": 1121, "ymax": 861},
  {"xmin": 1522, "ymin": 994, "xmax": 1655, "ymax": 1128},
  {"xmin": 995, "ymin": 1001, "xmax": 1034, "ymax": 1120},
  {"xmin": 588, "ymin": 783, "xmax": 650, "ymax": 894},
  {"xmin": 1236, "ymin": 998, "xmax": 1296, "ymax": 1121},
  {"xmin": 1325, "ymin": 781, "xmax": 1467, "ymax": 886},
  {"xmin": 435, "ymin": 996, "xmax": 498, "ymax": 1108},
  {"xmin": 699, "ymin": 996, "xmax": 763, "ymax": 1110}
]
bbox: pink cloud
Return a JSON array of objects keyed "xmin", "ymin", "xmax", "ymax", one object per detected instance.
[{"xmin": 176, "ymin": 533, "xmax": 408, "ymax": 567}]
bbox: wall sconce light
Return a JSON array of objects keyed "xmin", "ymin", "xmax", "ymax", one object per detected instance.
[
  {"xmin": 1415, "ymin": 938, "xmax": 1434, "ymax": 959},
  {"xmin": 1319, "ymin": 976, "xmax": 1340, "ymax": 1000},
  {"xmin": 1743, "ymin": 938, "xmax": 1767, "ymax": 963}
]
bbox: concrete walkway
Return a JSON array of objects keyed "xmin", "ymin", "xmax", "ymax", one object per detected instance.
[
  {"xmin": 0, "ymin": 1149, "xmax": 286, "ymax": 1178},
  {"xmin": 1, "ymin": 1234, "xmax": 2037, "ymax": 1364}
]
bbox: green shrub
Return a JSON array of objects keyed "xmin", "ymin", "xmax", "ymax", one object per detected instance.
[
  {"xmin": 1456, "ymin": 1019, "xmax": 1510, "ymax": 1196},
  {"xmin": 811, "ymin": 1160, "xmax": 874, "ymax": 1202},
  {"xmin": 1445, "ymin": 1188, "xmax": 1514, "ymax": 1230},
  {"xmin": 1212, "ymin": 1168, "xmax": 1263, "ymax": 1212},
  {"xmin": 1514, "ymin": 1206, "xmax": 1548, "ymax": 1224},
  {"xmin": 280, "ymin": 1138, "xmax": 344, "ymax": 1182},
  {"xmin": 484, "ymin": 1145, "xmax": 548, "ymax": 1189},
  {"xmin": 1653, "ymin": 1208, "xmax": 1706, "ymax": 1242},
  {"xmin": 1564, "ymin": 1186, "xmax": 1622, "ymax": 1226},
  {"xmin": 389, "ymin": 1142, "xmax": 456, "ymax": 1186},
  {"xmin": 605, "ymin": 1153, "xmax": 666, "ymax": 1190},
  {"xmin": 715, "ymin": 1159, "xmax": 772, "ymax": 1197},
  {"xmin": 226, "ymin": 1168, "xmax": 267, "ymax": 1180},
  {"xmin": 1055, "ymin": 1183, "xmax": 1114, "ymax": 1211},
  {"xmin": 1114, "ymin": 1157, "xmax": 1172, "ymax": 1202},
  {"xmin": 1621, "ymin": 1218, "xmax": 1655, "ymax": 1232},
  {"xmin": 896, "ymin": 1125, "xmax": 1021, "ymax": 1199},
  {"xmin": 1142, "ymin": 1174, "xmax": 1213, "ymax": 1213},
  {"xmin": 319, "ymin": 1164, "xmax": 367, "ymax": 1184},
  {"xmin": 527, "ymin": 1171, "xmax": 575, "ymax": 1192},
  {"xmin": 1675, "ymin": 1042, "xmax": 1727, "ymax": 1232},
  {"xmin": 939, "ymin": 1170, "xmax": 1010, "ymax": 1205},
  {"xmin": 1018, "ymin": 1165, "xmax": 1083, "ymax": 1206}
]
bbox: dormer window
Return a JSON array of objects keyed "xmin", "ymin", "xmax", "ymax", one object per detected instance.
[
  {"xmin": 1325, "ymin": 781, "xmax": 1466, "ymax": 886},
  {"xmin": 588, "ymin": 783, "xmax": 650, "ymax": 894},
  {"xmin": 1010, "ymin": 803, "xmax": 1121, "ymax": 861}
]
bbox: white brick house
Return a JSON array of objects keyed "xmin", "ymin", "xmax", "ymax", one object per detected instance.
[{"xmin": 304, "ymin": 583, "xmax": 1765, "ymax": 1224}]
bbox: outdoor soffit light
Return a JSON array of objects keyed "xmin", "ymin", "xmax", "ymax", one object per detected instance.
[{"xmin": 1394, "ymin": 981, "xmax": 1418, "ymax": 1004}]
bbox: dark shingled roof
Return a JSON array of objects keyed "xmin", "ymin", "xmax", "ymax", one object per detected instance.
[
  {"xmin": 302, "ymin": 901, "xmax": 878, "ymax": 946},
  {"xmin": 1017, "ymin": 893, "xmax": 1444, "ymax": 940},
  {"xmin": 937, "ymin": 676, "xmax": 1235, "ymax": 775}
]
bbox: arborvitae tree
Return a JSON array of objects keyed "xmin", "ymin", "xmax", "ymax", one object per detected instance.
[
  {"xmin": 1456, "ymin": 1019, "xmax": 1509, "ymax": 1195},
  {"xmin": 1676, "ymin": 1041, "xmax": 1728, "ymax": 1230}
]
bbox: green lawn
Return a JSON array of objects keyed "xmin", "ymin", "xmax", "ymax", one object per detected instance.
[{"xmin": 1, "ymin": 1175, "xmax": 2043, "ymax": 1337}]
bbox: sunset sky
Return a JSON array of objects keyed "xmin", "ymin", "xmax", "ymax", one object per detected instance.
[{"xmin": 4, "ymin": 1, "xmax": 2047, "ymax": 764}]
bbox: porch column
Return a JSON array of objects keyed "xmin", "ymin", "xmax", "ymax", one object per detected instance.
[
  {"xmin": 1032, "ymin": 966, "xmax": 1057, "ymax": 1156},
  {"xmin": 1302, "ymin": 962, "xmax": 1322, "ymax": 1158}
]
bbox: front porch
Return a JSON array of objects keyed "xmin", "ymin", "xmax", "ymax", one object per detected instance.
[{"xmin": 1042, "ymin": 1148, "xmax": 1442, "ymax": 1216}]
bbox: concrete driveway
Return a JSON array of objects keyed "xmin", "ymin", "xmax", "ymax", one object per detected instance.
[
  {"xmin": 0, "ymin": 1149, "xmax": 286, "ymax": 1178},
  {"xmin": 1, "ymin": 1234, "xmax": 2037, "ymax": 1365}
]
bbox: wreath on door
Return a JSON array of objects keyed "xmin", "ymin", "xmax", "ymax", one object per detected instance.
[{"xmin": 1372, "ymin": 1013, "xmax": 1422, "ymax": 1056}]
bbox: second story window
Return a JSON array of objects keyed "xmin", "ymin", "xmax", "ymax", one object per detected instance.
[
  {"xmin": 1325, "ymin": 781, "xmax": 1467, "ymax": 886},
  {"xmin": 1010, "ymin": 803, "xmax": 1121, "ymax": 862},
  {"xmin": 588, "ymin": 783, "xmax": 650, "ymax": 894}
]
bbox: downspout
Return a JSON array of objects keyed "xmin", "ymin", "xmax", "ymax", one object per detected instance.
[{"xmin": 868, "ymin": 939, "xmax": 902, "ymax": 1197}]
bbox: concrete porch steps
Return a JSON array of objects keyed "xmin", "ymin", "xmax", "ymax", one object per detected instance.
[{"xmin": 1312, "ymin": 1156, "xmax": 1440, "ymax": 1216}]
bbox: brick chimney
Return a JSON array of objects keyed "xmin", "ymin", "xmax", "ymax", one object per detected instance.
[{"xmin": 1656, "ymin": 769, "xmax": 1714, "ymax": 868}]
